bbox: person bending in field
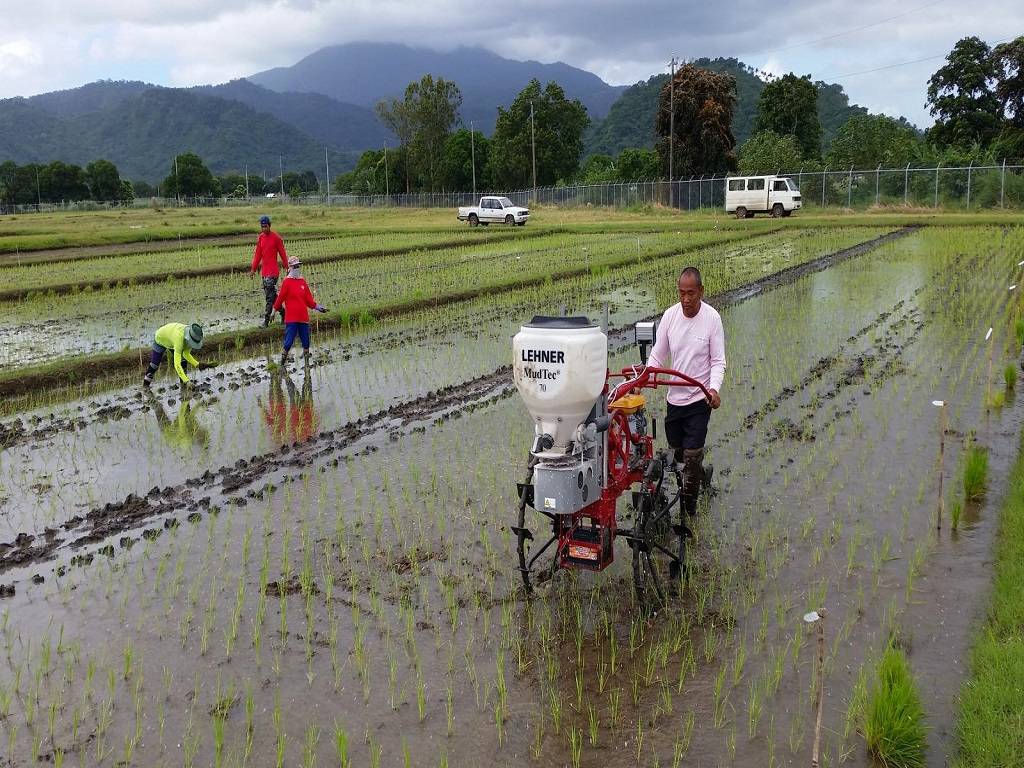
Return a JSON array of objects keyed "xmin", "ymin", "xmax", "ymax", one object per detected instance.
[
  {"xmin": 251, "ymin": 215, "xmax": 289, "ymax": 327},
  {"xmin": 646, "ymin": 266, "xmax": 725, "ymax": 517},
  {"xmin": 272, "ymin": 257, "xmax": 328, "ymax": 366},
  {"xmin": 143, "ymin": 322, "xmax": 204, "ymax": 390}
]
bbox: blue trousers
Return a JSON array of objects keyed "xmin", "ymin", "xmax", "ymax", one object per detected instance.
[{"xmin": 283, "ymin": 322, "xmax": 311, "ymax": 351}]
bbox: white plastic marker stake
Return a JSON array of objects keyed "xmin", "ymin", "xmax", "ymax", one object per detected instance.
[
  {"xmin": 986, "ymin": 327, "xmax": 995, "ymax": 413},
  {"xmin": 933, "ymin": 400, "xmax": 947, "ymax": 531},
  {"xmin": 1018, "ymin": 260, "xmax": 1024, "ymax": 266},
  {"xmin": 805, "ymin": 610, "xmax": 826, "ymax": 768},
  {"xmin": 1011, "ymin": 285, "xmax": 1018, "ymax": 291}
]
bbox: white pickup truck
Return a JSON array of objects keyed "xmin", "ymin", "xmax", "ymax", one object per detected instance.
[{"xmin": 457, "ymin": 196, "xmax": 530, "ymax": 227}]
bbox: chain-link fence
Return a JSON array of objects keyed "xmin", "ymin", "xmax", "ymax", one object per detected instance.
[{"xmin": 3, "ymin": 163, "xmax": 1023, "ymax": 215}]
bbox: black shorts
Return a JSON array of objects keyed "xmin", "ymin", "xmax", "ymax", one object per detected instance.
[{"xmin": 664, "ymin": 400, "xmax": 712, "ymax": 450}]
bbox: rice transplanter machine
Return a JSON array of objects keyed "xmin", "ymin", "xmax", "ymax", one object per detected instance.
[{"xmin": 512, "ymin": 315, "xmax": 712, "ymax": 606}]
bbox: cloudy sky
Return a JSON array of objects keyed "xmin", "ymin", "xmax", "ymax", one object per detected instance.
[{"xmin": 1, "ymin": 0, "xmax": 1020, "ymax": 126}]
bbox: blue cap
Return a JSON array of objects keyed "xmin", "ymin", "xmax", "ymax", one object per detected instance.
[{"xmin": 259, "ymin": 215, "xmax": 271, "ymax": 226}]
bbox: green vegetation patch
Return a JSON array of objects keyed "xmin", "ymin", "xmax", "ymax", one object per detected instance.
[{"xmin": 956, "ymin": 429, "xmax": 1024, "ymax": 767}]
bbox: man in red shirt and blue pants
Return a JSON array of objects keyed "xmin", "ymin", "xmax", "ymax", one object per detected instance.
[{"xmin": 251, "ymin": 215, "xmax": 289, "ymax": 327}]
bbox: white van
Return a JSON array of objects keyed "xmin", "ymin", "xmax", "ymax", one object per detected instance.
[{"xmin": 725, "ymin": 175, "xmax": 802, "ymax": 218}]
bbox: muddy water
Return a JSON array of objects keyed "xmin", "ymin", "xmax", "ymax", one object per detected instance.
[
  {"xmin": 0, "ymin": 226, "xmax": 1017, "ymax": 768},
  {"xmin": 0, "ymin": 228, "xmax": 885, "ymax": 537}
]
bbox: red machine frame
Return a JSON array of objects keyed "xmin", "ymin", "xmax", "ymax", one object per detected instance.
[
  {"xmin": 554, "ymin": 365, "xmax": 711, "ymax": 570},
  {"xmin": 516, "ymin": 364, "xmax": 711, "ymax": 592}
]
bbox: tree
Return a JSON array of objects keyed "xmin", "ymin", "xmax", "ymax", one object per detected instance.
[
  {"xmin": 487, "ymin": 79, "xmax": 589, "ymax": 189},
  {"xmin": 377, "ymin": 75, "xmax": 462, "ymax": 192},
  {"xmin": 616, "ymin": 148, "xmax": 660, "ymax": 180},
  {"xmin": 753, "ymin": 74, "xmax": 821, "ymax": 158},
  {"xmin": 576, "ymin": 154, "xmax": 617, "ymax": 183},
  {"xmin": 119, "ymin": 180, "xmax": 135, "ymax": 205},
  {"xmin": 85, "ymin": 159, "xmax": 122, "ymax": 201},
  {"xmin": 162, "ymin": 152, "xmax": 219, "ymax": 198},
  {"xmin": 333, "ymin": 148, "xmax": 405, "ymax": 195},
  {"xmin": 132, "ymin": 179, "xmax": 156, "ymax": 198},
  {"xmin": 39, "ymin": 161, "xmax": 90, "ymax": 202},
  {"xmin": 737, "ymin": 131, "xmax": 805, "ymax": 174},
  {"xmin": 439, "ymin": 129, "xmax": 489, "ymax": 191},
  {"xmin": 825, "ymin": 115, "xmax": 922, "ymax": 169},
  {"xmin": 993, "ymin": 37, "xmax": 1024, "ymax": 128},
  {"xmin": 927, "ymin": 37, "xmax": 1001, "ymax": 148},
  {"xmin": 655, "ymin": 64, "xmax": 737, "ymax": 177}
]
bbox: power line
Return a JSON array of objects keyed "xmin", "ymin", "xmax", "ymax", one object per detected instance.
[
  {"xmin": 751, "ymin": 0, "xmax": 948, "ymax": 57},
  {"xmin": 818, "ymin": 35, "xmax": 1019, "ymax": 80}
]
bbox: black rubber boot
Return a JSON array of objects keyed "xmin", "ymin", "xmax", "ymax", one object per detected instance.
[
  {"xmin": 263, "ymin": 310, "xmax": 272, "ymax": 328},
  {"xmin": 675, "ymin": 448, "xmax": 706, "ymax": 516},
  {"xmin": 280, "ymin": 351, "xmax": 290, "ymax": 367}
]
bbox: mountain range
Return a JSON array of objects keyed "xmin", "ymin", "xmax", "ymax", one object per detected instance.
[{"xmin": 0, "ymin": 43, "xmax": 889, "ymax": 182}]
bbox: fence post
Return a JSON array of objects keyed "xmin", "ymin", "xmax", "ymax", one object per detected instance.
[
  {"xmin": 798, "ymin": 167, "xmax": 803, "ymax": 193},
  {"xmin": 699, "ymin": 174, "xmax": 705, "ymax": 209},
  {"xmin": 822, "ymin": 166, "xmax": 827, "ymax": 208},
  {"xmin": 934, "ymin": 163, "xmax": 941, "ymax": 208},
  {"xmin": 966, "ymin": 160, "xmax": 973, "ymax": 209},
  {"xmin": 875, "ymin": 164, "xmax": 881, "ymax": 206},
  {"xmin": 1001, "ymin": 159, "xmax": 1006, "ymax": 209},
  {"xmin": 904, "ymin": 163, "xmax": 910, "ymax": 205},
  {"xmin": 847, "ymin": 166, "xmax": 853, "ymax": 209}
]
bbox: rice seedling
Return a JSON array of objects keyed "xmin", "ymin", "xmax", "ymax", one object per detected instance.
[
  {"xmin": 963, "ymin": 441, "xmax": 990, "ymax": 500},
  {"xmin": 863, "ymin": 646, "xmax": 927, "ymax": 768}
]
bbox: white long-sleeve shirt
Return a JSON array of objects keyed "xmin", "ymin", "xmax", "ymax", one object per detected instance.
[{"xmin": 646, "ymin": 301, "xmax": 726, "ymax": 406}]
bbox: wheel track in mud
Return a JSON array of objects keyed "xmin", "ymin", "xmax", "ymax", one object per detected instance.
[{"xmin": 0, "ymin": 225, "xmax": 920, "ymax": 583}]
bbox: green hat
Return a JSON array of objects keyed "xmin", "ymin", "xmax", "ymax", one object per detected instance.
[{"xmin": 185, "ymin": 323, "xmax": 204, "ymax": 350}]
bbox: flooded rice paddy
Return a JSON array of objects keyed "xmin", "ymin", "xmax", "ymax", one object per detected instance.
[{"xmin": 0, "ymin": 219, "xmax": 1021, "ymax": 767}]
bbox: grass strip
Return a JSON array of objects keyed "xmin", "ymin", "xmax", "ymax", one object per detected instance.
[
  {"xmin": 954, "ymin": 427, "xmax": 1024, "ymax": 767},
  {"xmin": 0, "ymin": 227, "xmax": 781, "ymax": 400}
]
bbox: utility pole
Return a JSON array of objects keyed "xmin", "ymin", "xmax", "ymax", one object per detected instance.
[
  {"xmin": 383, "ymin": 145, "xmax": 389, "ymax": 197},
  {"xmin": 244, "ymin": 164, "xmax": 249, "ymax": 199},
  {"xmin": 325, "ymin": 147, "xmax": 331, "ymax": 204},
  {"xmin": 35, "ymin": 167, "xmax": 41, "ymax": 209},
  {"xmin": 530, "ymin": 101, "xmax": 537, "ymax": 200},
  {"xmin": 470, "ymin": 120, "xmax": 477, "ymax": 198},
  {"xmin": 668, "ymin": 56, "xmax": 677, "ymax": 208},
  {"xmin": 174, "ymin": 155, "xmax": 180, "ymax": 205},
  {"xmin": 279, "ymin": 156, "xmax": 284, "ymax": 198}
]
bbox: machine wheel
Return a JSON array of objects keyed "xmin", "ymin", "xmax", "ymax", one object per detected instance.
[
  {"xmin": 771, "ymin": 203, "xmax": 785, "ymax": 218},
  {"xmin": 469, "ymin": 213, "xmax": 479, "ymax": 227},
  {"xmin": 505, "ymin": 214, "xmax": 516, "ymax": 225},
  {"xmin": 735, "ymin": 206, "xmax": 747, "ymax": 220},
  {"xmin": 631, "ymin": 486, "xmax": 683, "ymax": 613}
]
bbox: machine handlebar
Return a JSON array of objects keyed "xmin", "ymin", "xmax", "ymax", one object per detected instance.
[{"xmin": 608, "ymin": 365, "xmax": 712, "ymax": 405}]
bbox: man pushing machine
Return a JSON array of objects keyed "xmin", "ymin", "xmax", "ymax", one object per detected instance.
[{"xmin": 646, "ymin": 266, "xmax": 725, "ymax": 515}]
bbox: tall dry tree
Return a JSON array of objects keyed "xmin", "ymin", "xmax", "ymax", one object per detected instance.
[{"xmin": 655, "ymin": 64, "xmax": 738, "ymax": 178}]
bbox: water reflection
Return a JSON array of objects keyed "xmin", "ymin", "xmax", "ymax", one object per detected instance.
[
  {"xmin": 144, "ymin": 391, "xmax": 210, "ymax": 453},
  {"xmin": 260, "ymin": 360, "xmax": 318, "ymax": 444}
]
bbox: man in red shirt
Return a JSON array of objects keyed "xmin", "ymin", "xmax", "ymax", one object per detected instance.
[
  {"xmin": 250, "ymin": 215, "xmax": 289, "ymax": 327},
  {"xmin": 272, "ymin": 256, "xmax": 328, "ymax": 366}
]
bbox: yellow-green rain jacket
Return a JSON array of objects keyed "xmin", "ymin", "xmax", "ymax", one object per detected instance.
[{"xmin": 154, "ymin": 323, "xmax": 200, "ymax": 383}]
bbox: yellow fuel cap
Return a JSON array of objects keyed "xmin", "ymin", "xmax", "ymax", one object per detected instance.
[{"xmin": 610, "ymin": 394, "xmax": 645, "ymax": 414}]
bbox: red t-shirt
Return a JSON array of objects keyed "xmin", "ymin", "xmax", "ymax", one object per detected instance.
[
  {"xmin": 251, "ymin": 231, "xmax": 288, "ymax": 276},
  {"xmin": 272, "ymin": 276, "xmax": 318, "ymax": 323}
]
